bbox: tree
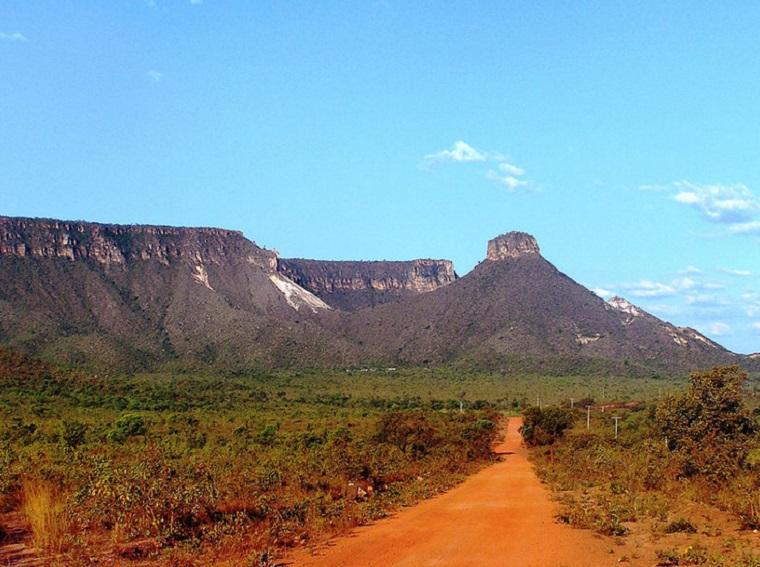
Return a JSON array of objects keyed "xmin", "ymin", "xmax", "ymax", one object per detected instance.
[
  {"xmin": 520, "ymin": 406, "xmax": 574, "ymax": 446},
  {"xmin": 656, "ymin": 365, "xmax": 756, "ymax": 479},
  {"xmin": 107, "ymin": 414, "xmax": 147, "ymax": 444},
  {"xmin": 375, "ymin": 411, "xmax": 437, "ymax": 458},
  {"xmin": 462, "ymin": 418, "xmax": 497, "ymax": 459},
  {"xmin": 61, "ymin": 420, "xmax": 87, "ymax": 449}
]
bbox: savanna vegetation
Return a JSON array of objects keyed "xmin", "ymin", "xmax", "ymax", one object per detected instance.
[
  {"xmin": 2, "ymin": 346, "xmax": 758, "ymax": 565},
  {"xmin": 0, "ymin": 349, "xmax": 503, "ymax": 565},
  {"xmin": 527, "ymin": 365, "xmax": 760, "ymax": 566}
]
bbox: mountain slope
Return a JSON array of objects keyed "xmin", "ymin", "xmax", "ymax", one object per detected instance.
[
  {"xmin": 0, "ymin": 217, "xmax": 749, "ymax": 373},
  {"xmin": 0, "ymin": 216, "xmax": 348, "ymax": 369},
  {"xmin": 337, "ymin": 233, "xmax": 740, "ymax": 373}
]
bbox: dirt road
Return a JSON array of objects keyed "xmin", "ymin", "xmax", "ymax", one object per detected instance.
[{"xmin": 288, "ymin": 417, "xmax": 618, "ymax": 567}]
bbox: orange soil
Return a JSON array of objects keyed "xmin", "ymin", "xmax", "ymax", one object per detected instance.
[{"xmin": 287, "ymin": 417, "xmax": 619, "ymax": 567}]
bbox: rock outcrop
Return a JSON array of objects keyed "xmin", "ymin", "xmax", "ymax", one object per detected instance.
[
  {"xmin": 277, "ymin": 258, "xmax": 457, "ymax": 310},
  {"xmin": 0, "ymin": 216, "xmax": 278, "ymax": 271},
  {"xmin": 486, "ymin": 232, "xmax": 540, "ymax": 260}
]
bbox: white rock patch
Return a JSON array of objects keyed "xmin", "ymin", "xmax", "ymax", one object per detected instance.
[
  {"xmin": 677, "ymin": 327, "xmax": 719, "ymax": 349},
  {"xmin": 192, "ymin": 264, "xmax": 214, "ymax": 290},
  {"xmin": 576, "ymin": 334, "xmax": 601, "ymax": 345},
  {"xmin": 269, "ymin": 274, "xmax": 331, "ymax": 313},
  {"xmin": 607, "ymin": 296, "xmax": 642, "ymax": 317},
  {"xmin": 669, "ymin": 332, "xmax": 688, "ymax": 347}
]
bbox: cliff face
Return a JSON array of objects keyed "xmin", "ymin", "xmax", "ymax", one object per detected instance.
[
  {"xmin": 0, "ymin": 216, "xmax": 341, "ymax": 370},
  {"xmin": 486, "ymin": 232, "xmax": 540, "ymax": 260},
  {"xmin": 0, "ymin": 216, "xmax": 278, "ymax": 271},
  {"xmin": 277, "ymin": 258, "xmax": 457, "ymax": 310}
]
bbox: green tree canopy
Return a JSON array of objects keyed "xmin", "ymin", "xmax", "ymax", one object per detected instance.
[{"xmin": 656, "ymin": 365, "xmax": 756, "ymax": 479}]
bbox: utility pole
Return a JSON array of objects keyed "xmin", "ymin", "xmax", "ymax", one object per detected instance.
[
  {"xmin": 586, "ymin": 405, "xmax": 591, "ymax": 430},
  {"xmin": 613, "ymin": 416, "xmax": 621, "ymax": 439}
]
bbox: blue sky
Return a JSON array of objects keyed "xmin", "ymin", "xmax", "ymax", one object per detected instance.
[{"xmin": 1, "ymin": 1, "xmax": 759, "ymax": 353}]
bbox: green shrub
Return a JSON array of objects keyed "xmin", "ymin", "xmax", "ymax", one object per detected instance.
[
  {"xmin": 61, "ymin": 420, "xmax": 87, "ymax": 449},
  {"xmin": 257, "ymin": 425, "xmax": 278, "ymax": 446},
  {"xmin": 656, "ymin": 366, "xmax": 756, "ymax": 480},
  {"xmin": 375, "ymin": 411, "xmax": 438, "ymax": 458},
  {"xmin": 520, "ymin": 406, "xmax": 574, "ymax": 446},
  {"xmin": 107, "ymin": 414, "xmax": 147, "ymax": 444},
  {"xmin": 664, "ymin": 517, "xmax": 697, "ymax": 533},
  {"xmin": 77, "ymin": 450, "xmax": 217, "ymax": 541},
  {"xmin": 461, "ymin": 418, "xmax": 497, "ymax": 459}
]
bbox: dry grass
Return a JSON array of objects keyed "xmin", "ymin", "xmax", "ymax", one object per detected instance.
[{"xmin": 21, "ymin": 479, "xmax": 69, "ymax": 553}]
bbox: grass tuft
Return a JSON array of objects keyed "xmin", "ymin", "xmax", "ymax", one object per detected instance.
[{"xmin": 21, "ymin": 479, "xmax": 68, "ymax": 553}]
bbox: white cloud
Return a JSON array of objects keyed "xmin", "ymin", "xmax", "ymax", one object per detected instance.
[
  {"xmin": 592, "ymin": 287, "xmax": 614, "ymax": 299},
  {"xmin": 671, "ymin": 181, "xmax": 760, "ymax": 223},
  {"xmin": 649, "ymin": 180, "xmax": 760, "ymax": 236},
  {"xmin": 704, "ymin": 322, "xmax": 731, "ymax": 336},
  {"xmin": 728, "ymin": 220, "xmax": 760, "ymax": 234},
  {"xmin": 422, "ymin": 141, "xmax": 531, "ymax": 191},
  {"xmin": 647, "ymin": 303, "xmax": 681, "ymax": 316},
  {"xmin": 752, "ymin": 322, "xmax": 760, "ymax": 331},
  {"xmin": 721, "ymin": 268, "xmax": 752, "ymax": 277},
  {"xmin": 622, "ymin": 280, "xmax": 677, "ymax": 298},
  {"xmin": 485, "ymin": 160, "xmax": 529, "ymax": 191},
  {"xmin": 606, "ymin": 267, "xmax": 758, "ymax": 350},
  {"xmin": 423, "ymin": 141, "xmax": 487, "ymax": 166},
  {"xmin": 486, "ymin": 170, "xmax": 527, "ymax": 191},
  {"xmin": 617, "ymin": 273, "xmax": 727, "ymax": 300},
  {"xmin": 680, "ymin": 265, "xmax": 702, "ymax": 275},
  {"xmin": 639, "ymin": 184, "xmax": 668, "ymax": 192},
  {"xmin": 742, "ymin": 292, "xmax": 760, "ymax": 317},
  {"xmin": 671, "ymin": 276, "xmax": 698, "ymax": 290},
  {"xmin": 0, "ymin": 32, "xmax": 27, "ymax": 42},
  {"xmin": 495, "ymin": 161, "xmax": 525, "ymax": 176},
  {"xmin": 685, "ymin": 293, "xmax": 730, "ymax": 306},
  {"xmin": 147, "ymin": 70, "xmax": 163, "ymax": 82}
]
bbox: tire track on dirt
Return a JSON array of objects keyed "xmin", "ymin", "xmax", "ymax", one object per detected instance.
[{"xmin": 288, "ymin": 417, "xmax": 618, "ymax": 567}]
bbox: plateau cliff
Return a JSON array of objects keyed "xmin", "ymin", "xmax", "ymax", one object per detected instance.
[
  {"xmin": 277, "ymin": 258, "xmax": 457, "ymax": 310},
  {"xmin": 0, "ymin": 217, "xmax": 750, "ymax": 374},
  {"xmin": 0, "ymin": 216, "xmax": 341, "ymax": 369}
]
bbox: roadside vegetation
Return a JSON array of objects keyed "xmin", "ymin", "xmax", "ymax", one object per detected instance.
[
  {"xmin": 2, "ymin": 347, "xmax": 757, "ymax": 565},
  {"xmin": 526, "ymin": 365, "xmax": 760, "ymax": 566},
  {"xmin": 0, "ymin": 349, "xmax": 506, "ymax": 565}
]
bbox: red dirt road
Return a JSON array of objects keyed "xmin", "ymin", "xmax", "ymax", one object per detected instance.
[{"xmin": 288, "ymin": 417, "xmax": 617, "ymax": 567}]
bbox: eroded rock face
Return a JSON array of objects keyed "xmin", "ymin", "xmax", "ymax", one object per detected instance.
[
  {"xmin": 0, "ymin": 216, "xmax": 278, "ymax": 271},
  {"xmin": 486, "ymin": 232, "xmax": 540, "ymax": 260},
  {"xmin": 277, "ymin": 258, "xmax": 457, "ymax": 310}
]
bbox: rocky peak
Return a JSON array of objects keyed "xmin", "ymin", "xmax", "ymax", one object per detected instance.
[{"xmin": 486, "ymin": 232, "xmax": 540, "ymax": 261}]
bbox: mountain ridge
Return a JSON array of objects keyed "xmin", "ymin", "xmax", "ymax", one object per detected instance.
[{"xmin": 0, "ymin": 215, "xmax": 754, "ymax": 374}]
